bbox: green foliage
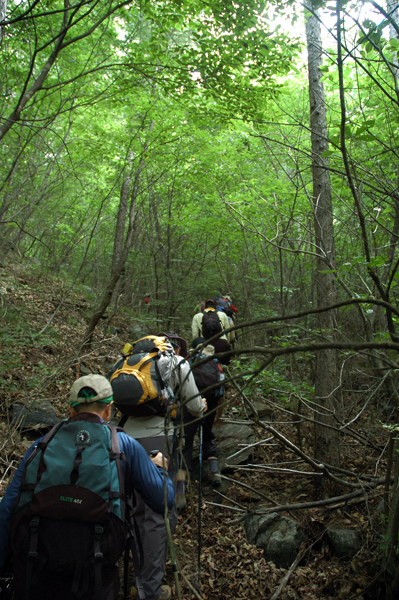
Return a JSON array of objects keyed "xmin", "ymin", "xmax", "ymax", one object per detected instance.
[
  {"xmin": 240, "ymin": 354, "xmax": 314, "ymax": 409},
  {"xmin": 0, "ymin": 0, "xmax": 399, "ymax": 351}
]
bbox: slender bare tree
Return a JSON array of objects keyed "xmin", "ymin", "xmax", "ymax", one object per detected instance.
[{"xmin": 305, "ymin": 2, "xmax": 340, "ymax": 494}]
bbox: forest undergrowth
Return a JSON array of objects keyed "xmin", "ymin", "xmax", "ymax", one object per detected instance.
[{"xmin": 0, "ymin": 261, "xmax": 391, "ymax": 599}]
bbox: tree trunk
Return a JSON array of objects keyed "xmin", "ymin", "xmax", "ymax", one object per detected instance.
[
  {"xmin": 110, "ymin": 154, "xmax": 133, "ymax": 308},
  {"xmin": 81, "ymin": 189, "xmax": 138, "ymax": 347},
  {"xmin": 0, "ymin": 0, "xmax": 8, "ymax": 40},
  {"xmin": 305, "ymin": 4, "xmax": 340, "ymax": 495},
  {"xmin": 81, "ymin": 122, "xmax": 154, "ymax": 346}
]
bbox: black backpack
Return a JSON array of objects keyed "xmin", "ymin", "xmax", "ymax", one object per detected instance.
[
  {"xmin": 201, "ymin": 310, "xmax": 222, "ymax": 339},
  {"xmin": 9, "ymin": 413, "xmax": 142, "ymax": 600},
  {"xmin": 190, "ymin": 354, "xmax": 222, "ymax": 393}
]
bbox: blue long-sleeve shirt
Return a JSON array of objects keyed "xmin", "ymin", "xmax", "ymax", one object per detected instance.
[{"xmin": 0, "ymin": 415, "xmax": 175, "ymax": 570}]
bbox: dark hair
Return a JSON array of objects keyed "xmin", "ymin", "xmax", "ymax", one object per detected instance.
[
  {"xmin": 204, "ymin": 298, "xmax": 217, "ymax": 308},
  {"xmin": 73, "ymin": 401, "xmax": 110, "ymax": 414},
  {"xmin": 78, "ymin": 386, "xmax": 97, "ymax": 399}
]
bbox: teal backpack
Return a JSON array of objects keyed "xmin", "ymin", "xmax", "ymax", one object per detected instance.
[{"xmin": 10, "ymin": 413, "xmax": 143, "ymax": 600}]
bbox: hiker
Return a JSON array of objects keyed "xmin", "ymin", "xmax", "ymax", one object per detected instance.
[
  {"xmin": 144, "ymin": 293, "xmax": 151, "ymax": 313},
  {"xmin": 107, "ymin": 334, "xmax": 207, "ymax": 600},
  {"xmin": 192, "ymin": 300, "xmax": 205, "ymax": 315},
  {"xmin": 191, "ymin": 297, "xmax": 231, "ymax": 344},
  {"xmin": 182, "ymin": 338, "xmax": 225, "ymax": 491},
  {"xmin": 216, "ymin": 294, "xmax": 238, "ymax": 316},
  {"xmin": 0, "ymin": 374, "xmax": 174, "ymax": 600},
  {"xmin": 216, "ymin": 294, "xmax": 238, "ymax": 348}
]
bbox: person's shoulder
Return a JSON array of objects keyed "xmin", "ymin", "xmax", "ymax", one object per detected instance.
[
  {"xmin": 117, "ymin": 430, "xmax": 141, "ymax": 451},
  {"xmin": 174, "ymin": 355, "xmax": 188, "ymax": 370},
  {"xmin": 19, "ymin": 438, "xmax": 43, "ymax": 464}
]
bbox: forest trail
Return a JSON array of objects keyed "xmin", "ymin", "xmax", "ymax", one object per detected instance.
[
  {"xmin": 0, "ymin": 261, "xmax": 384, "ymax": 600},
  {"xmin": 2, "ymin": 0, "xmax": 399, "ymax": 596}
]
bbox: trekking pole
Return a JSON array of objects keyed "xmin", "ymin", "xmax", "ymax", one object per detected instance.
[
  {"xmin": 165, "ymin": 412, "xmax": 183, "ymax": 600},
  {"xmin": 197, "ymin": 422, "xmax": 203, "ymax": 594}
]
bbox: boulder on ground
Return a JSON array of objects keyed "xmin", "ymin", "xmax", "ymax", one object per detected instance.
[
  {"xmin": 327, "ymin": 528, "xmax": 361, "ymax": 559},
  {"xmin": 189, "ymin": 421, "xmax": 255, "ymax": 479},
  {"xmin": 248, "ymin": 400, "xmax": 274, "ymax": 420},
  {"xmin": 12, "ymin": 401, "xmax": 59, "ymax": 431},
  {"xmin": 244, "ymin": 512, "xmax": 305, "ymax": 568},
  {"xmin": 214, "ymin": 421, "xmax": 256, "ymax": 470}
]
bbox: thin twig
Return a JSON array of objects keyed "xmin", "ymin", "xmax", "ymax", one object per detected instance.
[
  {"xmin": 268, "ymin": 542, "xmax": 307, "ymax": 600},
  {"xmin": 220, "ymin": 474, "xmax": 280, "ymax": 506},
  {"xmin": 204, "ymin": 501, "xmax": 245, "ymax": 512}
]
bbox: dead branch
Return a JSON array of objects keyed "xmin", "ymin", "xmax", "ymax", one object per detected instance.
[
  {"xmin": 230, "ymin": 478, "xmax": 385, "ymax": 524},
  {"xmin": 268, "ymin": 542, "xmax": 307, "ymax": 600}
]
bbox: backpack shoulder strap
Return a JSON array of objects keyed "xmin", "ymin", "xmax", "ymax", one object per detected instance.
[
  {"xmin": 18, "ymin": 420, "xmax": 66, "ymax": 496},
  {"xmin": 153, "ymin": 355, "xmax": 167, "ymax": 391},
  {"xmin": 107, "ymin": 424, "xmax": 125, "ymax": 511}
]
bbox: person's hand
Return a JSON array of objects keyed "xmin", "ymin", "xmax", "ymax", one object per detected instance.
[
  {"xmin": 150, "ymin": 452, "xmax": 168, "ymax": 470},
  {"xmin": 202, "ymin": 398, "xmax": 208, "ymax": 413}
]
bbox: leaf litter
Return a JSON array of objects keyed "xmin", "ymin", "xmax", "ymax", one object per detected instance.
[{"xmin": 0, "ymin": 262, "xmax": 387, "ymax": 599}]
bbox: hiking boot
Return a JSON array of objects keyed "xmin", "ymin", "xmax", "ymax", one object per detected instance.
[
  {"xmin": 211, "ymin": 471, "xmax": 222, "ymax": 486},
  {"xmin": 130, "ymin": 585, "xmax": 171, "ymax": 600},
  {"xmin": 157, "ymin": 585, "xmax": 172, "ymax": 600}
]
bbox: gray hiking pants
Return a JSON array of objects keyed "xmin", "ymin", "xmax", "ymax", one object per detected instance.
[{"xmin": 133, "ymin": 434, "xmax": 178, "ymax": 600}]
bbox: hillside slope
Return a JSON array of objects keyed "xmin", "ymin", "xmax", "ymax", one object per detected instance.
[{"xmin": 0, "ymin": 260, "xmax": 384, "ymax": 600}]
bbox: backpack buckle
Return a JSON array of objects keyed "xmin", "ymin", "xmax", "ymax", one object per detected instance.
[
  {"xmin": 94, "ymin": 525, "xmax": 104, "ymax": 560},
  {"xmin": 30, "ymin": 517, "xmax": 40, "ymax": 533}
]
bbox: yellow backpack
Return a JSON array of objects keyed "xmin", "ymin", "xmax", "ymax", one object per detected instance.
[{"xmin": 108, "ymin": 336, "xmax": 172, "ymax": 417}]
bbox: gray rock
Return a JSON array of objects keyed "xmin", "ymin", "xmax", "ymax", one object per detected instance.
[
  {"xmin": 248, "ymin": 400, "xmax": 274, "ymax": 420},
  {"xmin": 265, "ymin": 518, "xmax": 304, "ymax": 568},
  {"xmin": 214, "ymin": 422, "xmax": 256, "ymax": 470},
  {"xmin": 245, "ymin": 512, "xmax": 304, "ymax": 568},
  {"xmin": 12, "ymin": 401, "xmax": 58, "ymax": 430},
  {"xmin": 245, "ymin": 513, "xmax": 280, "ymax": 545},
  {"xmin": 189, "ymin": 421, "xmax": 255, "ymax": 478},
  {"xmin": 327, "ymin": 528, "xmax": 361, "ymax": 559}
]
